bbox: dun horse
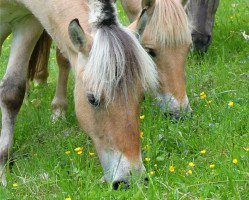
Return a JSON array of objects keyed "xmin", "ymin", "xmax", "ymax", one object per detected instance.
[
  {"xmin": 31, "ymin": 0, "xmax": 193, "ymax": 121},
  {"xmin": 0, "ymin": 0, "xmax": 158, "ymax": 188}
]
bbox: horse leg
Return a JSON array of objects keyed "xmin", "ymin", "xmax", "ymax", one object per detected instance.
[
  {"xmin": 0, "ymin": 24, "xmax": 11, "ymax": 56},
  {"xmin": 51, "ymin": 48, "xmax": 70, "ymax": 121},
  {"xmin": 0, "ymin": 16, "xmax": 43, "ymax": 186}
]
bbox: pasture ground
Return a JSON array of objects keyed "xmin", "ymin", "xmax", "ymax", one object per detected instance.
[{"xmin": 0, "ymin": 0, "xmax": 248, "ymax": 199}]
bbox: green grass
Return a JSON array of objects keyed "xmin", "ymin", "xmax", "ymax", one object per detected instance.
[{"xmin": 0, "ymin": 0, "xmax": 249, "ymax": 199}]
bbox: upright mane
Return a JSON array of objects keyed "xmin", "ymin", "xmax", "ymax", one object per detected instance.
[
  {"xmin": 84, "ymin": 0, "xmax": 158, "ymax": 103},
  {"xmin": 148, "ymin": 0, "xmax": 192, "ymax": 47}
]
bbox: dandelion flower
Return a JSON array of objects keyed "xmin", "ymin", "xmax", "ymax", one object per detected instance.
[
  {"xmin": 74, "ymin": 147, "xmax": 83, "ymax": 152},
  {"xmin": 12, "ymin": 183, "xmax": 18, "ymax": 187},
  {"xmin": 65, "ymin": 198, "xmax": 71, "ymax": 200},
  {"xmin": 200, "ymin": 150, "xmax": 206, "ymax": 155},
  {"xmin": 145, "ymin": 157, "xmax": 151, "ymax": 162},
  {"xmin": 232, "ymin": 159, "xmax": 238, "ymax": 164},
  {"xmin": 188, "ymin": 170, "xmax": 193, "ymax": 175},
  {"xmin": 200, "ymin": 92, "xmax": 207, "ymax": 100},
  {"xmin": 169, "ymin": 165, "xmax": 175, "ymax": 172},
  {"xmin": 77, "ymin": 150, "xmax": 83, "ymax": 155},
  {"xmin": 208, "ymin": 100, "xmax": 212, "ymax": 104},
  {"xmin": 89, "ymin": 152, "xmax": 95, "ymax": 156},
  {"xmin": 140, "ymin": 115, "xmax": 145, "ymax": 120},
  {"xmin": 140, "ymin": 131, "xmax": 144, "ymax": 138},
  {"xmin": 209, "ymin": 164, "xmax": 215, "ymax": 169},
  {"xmin": 150, "ymin": 171, "xmax": 155, "ymax": 175},
  {"xmin": 65, "ymin": 151, "xmax": 71, "ymax": 155},
  {"xmin": 154, "ymin": 164, "xmax": 158, "ymax": 167},
  {"xmin": 228, "ymin": 101, "xmax": 234, "ymax": 107},
  {"xmin": 189, "ymin": 162, "xmax": 195, "ymax": 167}
]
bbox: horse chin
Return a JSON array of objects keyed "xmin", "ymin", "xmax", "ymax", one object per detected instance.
[
  {"xmin": 97, "ymin": 149, "xmax": 146, "ymax": 189},
  {"xmin": 156, "ymin": 93, "xmax": 192, "ymax": 120}
]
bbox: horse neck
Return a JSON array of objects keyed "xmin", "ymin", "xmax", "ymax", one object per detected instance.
[{"xmin": 19, "ymin": 0, "xmax": 91, "ymax": 64}]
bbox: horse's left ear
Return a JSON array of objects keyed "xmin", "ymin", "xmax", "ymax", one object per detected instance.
[
  {"xmin": 136, "ymin": 9, "xmax": 148, "ymax": 37},
  {"xmin": 68, "ymin": 19, "xmax": 89, "ymax": 53}
]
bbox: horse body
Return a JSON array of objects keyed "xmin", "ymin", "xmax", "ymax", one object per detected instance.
[{"xmin": 0, "ymin": 0, "xmax": 158, "ymax": 187}]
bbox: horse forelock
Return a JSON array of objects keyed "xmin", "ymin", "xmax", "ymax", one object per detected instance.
[
  {"xmin": 148, "ymin": 0, "xmax": 192, "ymax": 47},
  {"xmin": 83, "ymin": 25, "xmax": 158, "ymax": 104}
]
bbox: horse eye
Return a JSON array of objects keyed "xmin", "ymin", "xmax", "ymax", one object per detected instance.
[
  {"xmin": 87, "ymin": 93, "xmax": 99, "ymax": 107},
  {"xmin": 145, "ymin": 48, "xmax": 156, "ymax": 58}
]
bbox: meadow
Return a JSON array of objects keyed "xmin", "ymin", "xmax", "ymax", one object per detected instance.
[{"xmin": 0, "ymin": 0, "xmax": 248, "ymax": 199}]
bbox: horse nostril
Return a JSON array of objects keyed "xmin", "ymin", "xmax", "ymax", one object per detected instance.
[{"xmin": 112, "ymin": 180, "xmax": 129, "ymax": 190}]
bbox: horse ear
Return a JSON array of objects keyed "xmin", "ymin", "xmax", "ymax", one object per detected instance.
[
  {"xmin": 141, "ymin": 0, "xmax": 155, "ymax": 9},
  {"xmin": 68, "ymin": 19, "xmax": 87, "ymax": 52},
  {"xmin": 136, "ymin": 10, "xmax": 148, "ymax": 37}
]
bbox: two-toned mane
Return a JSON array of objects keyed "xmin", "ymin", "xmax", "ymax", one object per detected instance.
[{"xmin": 85, "ymin": 1, "xmax": 157, "ymax": 103}]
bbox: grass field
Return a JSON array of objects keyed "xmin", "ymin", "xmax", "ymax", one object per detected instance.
[{"xmin": 0, "ymin": 0, "xmax": 249, "ymax": 199}]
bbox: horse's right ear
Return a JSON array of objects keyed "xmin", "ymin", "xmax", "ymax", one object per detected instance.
[
  {"xmin": 68, "ymin": 19, "xmax": 87, "ymax": 52},
  {"xmin": 142, "ymin": 0, "xmax": 155, "ymax": 9}
]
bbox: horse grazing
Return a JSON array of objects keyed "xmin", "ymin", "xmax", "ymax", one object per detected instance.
[
  {"xmin": 120, "ymin": 0, "xmax": 192, "ymax": 118},
  {"xmin": 0, "ymin": 0, "xmax": 158, "ymax": 188},
  {"xmin": 183, "ymin": 0, "xmax": 220, "ymax": 52}
]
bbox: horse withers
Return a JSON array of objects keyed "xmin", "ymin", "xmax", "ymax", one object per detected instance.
[{"xmin": 0, "ymin": 0, "xmax": 158, "ymax": 188}]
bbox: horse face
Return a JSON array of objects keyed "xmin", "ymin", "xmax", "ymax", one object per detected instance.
[
  {"xmin": 68, "ymin": 19, "xmax": 152, "ymax": 188},
  {"xmin": 74, "ymin": 84, "xmax": 145, "ymax": 187},
  {"xmin": 186, "ymin": 0, "xmax": 220, "ymax": 52},
  {"xmin": 131, "ymin": 0, "xmax": 192, "ymax": 120}
]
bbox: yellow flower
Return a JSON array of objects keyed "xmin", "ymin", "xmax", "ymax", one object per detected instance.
[
  {"xmin": 145, "ymin": 157, "xmax": 151, "ymax": 162},
  {"xmin": 228, "ymin": 101, "xmax": 234, "ymax": 107},
  {"xmin": 169, "ymin": 165, "xmax": 175, "ymax": 172},
  {"xmin": 140, "ymin": 131, "xmax": 144, "ymax": 138},
  {"xmin": 65, "ymin": 151, "xmax": 71, "ymax": 155},
  {"xmin": 154, "ymin": 164, "xmax": 158, "ymax": 167},
  {"xmin": 200, "ymin": 150, "xmax": 206, "ymax": 155},
  {"xmin": 65, "ymin": 198, "xmax": 71, "ymax": 200},
  {"xmin": 243, "ymin": 147, "xmax": 249, "ymax": 152},
  {"xmin": 209, "ymin": 164, "xmax": 215, "ymax": 169},
  {"xmin": 89, "ymin": 152, "xmax": 95, "ymax": 156},
  {"xmin": 232, "ymin": 159, "xmax": 238, "ymax": 164},
  {"xmin": 208, "ymin": 100, "xmax": 212, "ymax": 104},
  {"xmin": 150, "ymin": 171, "xmax": 155, "ymax": 175},
  {"xmin": 143, "ymin": 145, "xmax": 150, "ymax": 151},
  {"xmin": 140, "ymin": 115, "xmax": 145, "ymax": 120},
  {"xmin": 74, "ymin": 147, "xmax": 83, "ymax": 152},
  {"xmin": 77, "ymin": 150, "xmax": 83, "ymax": 155},
  {"xmin": 189, "ymin": 162, "xmax": 195, "ymax": 167},
  {"xmin": 200, "ymin": 92, "xmax": 207, "ymax": 100},
  {"xmin": 188, "ymin": 170, "xmax": 193, "ymax": 175},
  {"xmin": 13, "ymin": 183, "xmax": 18, "ymax": 187}
]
